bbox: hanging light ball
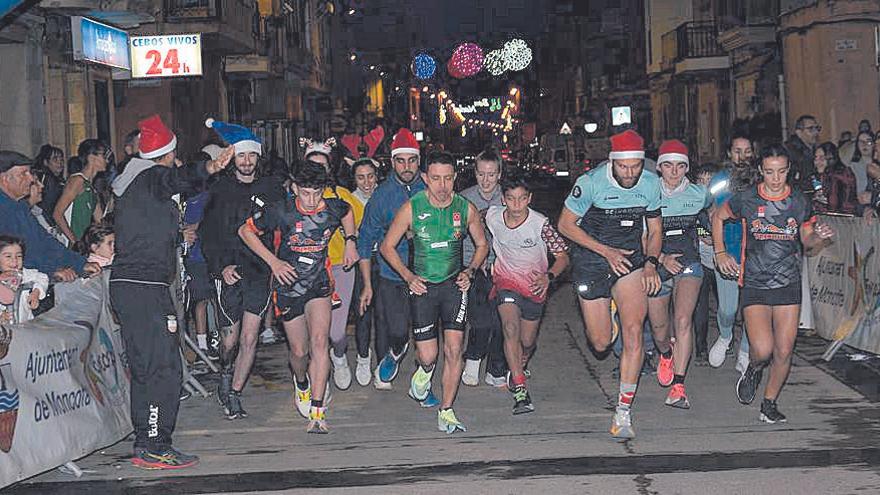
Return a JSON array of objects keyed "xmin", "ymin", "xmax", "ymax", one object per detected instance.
[
  {"xmin": 484, "ymin": 49, "xmax": 507, "ymax": 76},
  {"xmin": 448, "ymin": 42, "xmax": 484, "ymax": 79},
  {"xmin": 411, "ymin": 53, "xmax": 436, "ymax": 80},
  {"xmin": 503, "ymin": 39, "xmax": 532, "ymax": 72}
]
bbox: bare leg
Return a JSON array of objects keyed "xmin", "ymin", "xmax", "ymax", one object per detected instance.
[
  {"xmin": 743, "ymin": 305, "xmax": 774, "ymax": 365},
  {"xmin": 763, "ymin": 305, "xmax": 800, "ymax": 401},
  {"xmin": 647, "ymin": 294, "xmax": 672, "ymax": 354},
  {"xmin": 305, "ymin": 296, "xmax": 332, "ymax": 401},
  {"xmin": 499, "ymin": 303, "xmax": 524, "ymax": 378},
  {"xmin": 440, "ymin": 329, "xmax": 465, "ymax": 408},
  {"xmin": 193, "ymin": 300, "xmax": 208, "ymax": 336},
  {"xmin": 670, "ymin": 277, "xmax": 701, "ymax": 375},
  {"xmin": 611, "ymin": 271, "xmax": 648, "ymax": 386},
  {"xmin": 282, "ymin": 315, "xmax": 310, "ymax": 381},
  {"xmin": 231, "ymin": 311, "xmax": 263, "ymax": 391},
  {"xmin": 415, "ymin": 337, "xmax": 439, "ymax": 370},
  {"xmin": 519, "ymin": 319, "xmax": 541, "ymax": 368},
  {"xmin": 219, "ymin": 322, "xmax": 242, "ymax": 372},
  {"xmin": 577, "ymin": 296, "xmax": 613, "ymax": 353}
]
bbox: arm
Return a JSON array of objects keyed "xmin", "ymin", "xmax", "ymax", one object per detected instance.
[
  {"xmin": 238, "ymin": 221, "xmax": 296, "ymax": 286},
  {"xmin": 457, "ymin": 203, "xmax": 489, "ymax": 291},
  {"xmin": 357, "ymin": 258, "xmax": 373, "ymax": 315},
  {"xmin": 558, "ymin": 207, "xmax": 634, "ymax": 276},
  {"xmin": 868, "ymin": 161, "xmax": 880, "ymax": 181},
  {"xmin": 379, "ymin": 201, "xmax": 424, "ymax": 294},
  {"xmin": 802, "ymin": 217, "xmax": 834, "ymax": 256},
  {"xmin": 356, "ymin": 196, "xmax": 382, "ymax": 260},
  {"xmin": 529, "ymin": 220, "xmax": 570, "ymax": 298},
  {"xmin": 711, "ymin": 203, "xmax": 740, "ymax": 277},
  {"xmin": 52, "ymin": 175, "xmax": 85, "ymax": 243},
  {"xmin": 641, "ymin": 215, "xmax": 662, "ymax": 295},
  {"xmin": 340, "ymin": 209, "xmax": 359, "ymax": 268},
  {"xmin": 156, "ymin": 147, "xmax": 234, "ymax": 199}
]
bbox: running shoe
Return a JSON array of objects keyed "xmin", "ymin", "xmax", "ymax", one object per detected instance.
[
  {"xmin": 131, "ymin": 447, "xmax": 199, "ymax": 470},
  {"xmin": 735, "ymin": 349, "xmax": 750, "ymax": 374},
  {"xmin": 610, "ymin": 299, "xmax": 621, "ymax": 345},
  {"xmin": 694, "ymin": 351, "xmax": 709, "ymax": 367},
  {"xmin": 373, "ymin": 366, "xmax": 392, "ymax": 390},
  {"xmin": 294, "ymin": 376, "xmax": 311, "ymax": 419},
  {"xmin": 307, "ymin": 406, "xmax": 329, "ymax": 434},
  {"xmin": 736, "ymin": 365, "xmax": 763, "ymax": 405},
  {"xmin": 217, "ymin": 371, "xmax": 232, "ymax": 409},
  {"xmin": 610, "ymin": 408, "xmax": 635, "ymax": 439},
  {"xmin": 512, "ymin": 386, "xmax": 535, "ymax": 415},
  {"xmin": 355, "ymin": 352, "xmax": 372, "ymax": 387},
  {"xmin": 330, "ymin": 351, "xmax": 352, "ymax": 390},
  {"xmin": 225, "ymin": 390, "xmax": 248, "ymax": 419},
  {"xmin": 409, "ymin": 366, "xmax": 434, "ymax": 401},
  {"xmin": 461, "ymin": 358, "xmax": 481, "ymax": 386},
  {"xmin": 485, "ymin": 372, "xmax": 507, "ymax": 388},
  {"xmin": 665, "ymin": 383, "xmax": 690, "ymax": 409},
  {"xmin": 437, "ymin": 408, "xmax": 467, "ymax": 434},
  {"xmin": 759, "ymin": 399, "xmax": 787, "ymax": 424},
  {"xmin": 412, "ymin": 387, "xmax": 440, "ymax": 408},
  {"xmin": 656, "ymin": 349, "xmax": 674, "ymax": 387},
  {"xmin": 708, "ymin": 336, "xmax": 731, "ymax": 368},
  {"xmin": 331, "ymin": 291, "xmax": 342, "ymax": 310},
  {"xmin": 259, "ymin": 327, "xmax": 277, "ymax": 345},
  {"xmin": 377, "ymin": 343, "xmax": 409, "ymax": 383}
]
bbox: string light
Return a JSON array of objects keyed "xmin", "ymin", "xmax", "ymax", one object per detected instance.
[
  {"xmin": 411, "ymin": 53, "xmax": 437, "ymax": 79},
  {"xmin": 447, "ymin": 43, "xmax": 484, "ymax": 79},
  {"xmin": 484, "ymin": 49, "xmax": 506, "ymax": 76},
  {"xmin": 503, "ymin": 39, "xmax": 532, "ymax": 72}
]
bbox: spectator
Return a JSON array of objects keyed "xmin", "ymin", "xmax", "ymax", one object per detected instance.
[
  {"xmin": 25, "ymin": 173, "xmax": 68, "ymax": 246},
  {"xmin": 32, "ymin": 144, "xmax": 65, "ymax": 223},
  {"xmin": 843, "ymin": 131, "xmax": 874, "ymax": 198},
  {"xmin": 117, "ymin": 129, "xmax": 141, "ymax": 175},
  {"xmin": 784, "ymin": 114, "xmax": 821, "ymax": 191},
  {"xmin": 53, "ymin": 139, "xmax": 108, "ymax": 244},
  {"xmin": 0, "ymin": 150, "xmax": 96, "ymax": 281},
  {"xmin": 838, "ymin": 131, "xmax": 853, "ymax": 149},
  {"xmin": 812, "ymin": 142, "xmax": 858, "ymax": 215},
  {"xmin": 0, "ymin": 235, "xmax": 49, "ymax": 324},
  {"xmin": 76, "ymin": 222, "xmax": 114, "ymax": 268}
]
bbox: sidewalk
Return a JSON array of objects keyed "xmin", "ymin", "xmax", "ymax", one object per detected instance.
[{"xmin": 7, "ymin": 287, "xmax": 880, "ymax": 494}]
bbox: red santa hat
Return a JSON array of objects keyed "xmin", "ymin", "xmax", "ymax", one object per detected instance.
[
  {"xmin": 138, "ymin": 115, "xmax": 177, "ymax": 160},
  {"xmin": 391, "ymin": 128, "xmax": 420, "ymax": 157},
  {"xmin": 656, "ymin": 139, "xmax": 689, "ymax": 170},
  {"xmin": 608, "ymin": 129, "xmax": 645, "ymax": 161}
]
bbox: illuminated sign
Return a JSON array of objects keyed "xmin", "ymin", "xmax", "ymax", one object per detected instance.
[
  {"xmin": 71, "ymin": 17, "xmax": 131, "ymax": 70},
  {"xmin": 130, "ymin": 34, "xmax": 203, "ymax": 78},
  {"xmin": 612, "ymin": 106, "xmax": 632, "ymax": 126}
]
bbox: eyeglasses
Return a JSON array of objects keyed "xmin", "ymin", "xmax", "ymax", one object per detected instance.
[{"xmin": 802, "ymin": 125, "xmax": 822, "ymax": 133}]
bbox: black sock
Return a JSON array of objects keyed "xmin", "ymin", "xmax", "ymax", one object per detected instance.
[
  {"xmin": 295, "ymin": 377, "xmax": 309, "ymax": 390},
  {"xmin": 311, "ymin": 399, "xmax": 323, "ymax": 408},
  {"xmin": 660, "ymin": 348, "xmax": 673, "ymax": 359},
  {"xmin": 420, "ymin": 363, "xmax": 435, "ymax": 373},
  {"xmin": 672, "ymin": 374, "xmax": 685, "ymax": 385}
]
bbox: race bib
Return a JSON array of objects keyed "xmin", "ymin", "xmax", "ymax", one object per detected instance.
[
  {"xmin": 430, "ymin": 241, "xmax": 449, "ymax": 249},
  {"xmin": 297, "ymin": 256, "xmax": 315, "ymax": 265}
]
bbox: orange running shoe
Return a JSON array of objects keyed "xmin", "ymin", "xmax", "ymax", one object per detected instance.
[
  {"xmin": 665, "ymin": 383, "xmax": 690, "ymax": 409},
  {"xmin": 656, "ymin": 350, "xmax": 674, "ymax": 387}
]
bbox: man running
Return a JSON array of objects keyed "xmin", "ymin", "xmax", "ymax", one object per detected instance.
[
  {"xmin": 200, "ymin": 119, "xmax": 284, "ymax": 419},
  {"xmin": 557, "ymin": 129, "xmax": 662, "ymax": 440},
  {"xmin": 238, "ymin": 161, "xmax": 358, "ymax": 433},
  {"xmin": 380, "ymin": 151, "xmax": 488, "ymax": 434},
  {"xmin": 356, "ymin": 129, "xmax": 425, "ymax": 390},
  {"xmin": 486, "ymin": 171, "xmax": 568, "ymax": 414}
]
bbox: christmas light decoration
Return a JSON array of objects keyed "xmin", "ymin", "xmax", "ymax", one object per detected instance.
[
  {"xmin": 502, "ymin": 39, "xmax": 532, "ymax": 72},
  {"xmin": 411, "ymin": 53, "xmax": 437, "ymax": 80},
  {"xmin": 447, "ymin": 43, "xmax": 484, "ymax": 79},
  {"xmin": 484, "ymin": 49, "xmax": 506, "ymax": 76}
]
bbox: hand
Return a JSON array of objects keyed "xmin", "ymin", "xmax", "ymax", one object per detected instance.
[
  {"xmin": 406, "ymin": 273, "xmax": 428, "ymax": 296},
  {"xmin": 222, "ymin": 265, "xmax": 241, "ymax": 285},
  {"xmin": 865, "ymin": 208, "xmax": 877, "ymax": 223},
  {"xmin": 814, "ymin": 221, "xmax": 835, "ymax": 241},
  {"xmin": 660, "ymin": 253, "xmax": 683, "ymax": 276},
  {"xmin": 343, "ymin": 243, "xmax": 359, "ymax": 270},
  {"xmin": 82, "ymin": 262, "xmax": 102, "ymax": 278},
  {"xmin": 359, "ymin": 285, "xmax": 373, "ymax": 315},
  {"xmin": 174, "ymin": 157, "xmax": 184, "ymax": 168},
  {"xmin": 207, "ymin": 146, "xmax": 235, "ymax": 174},
  {"xmin": 455, "ymin": 270, "xmax": 472, "ymax": 292},
  {"xmin": 642, "ymin": 263, "xmax": 661, "ymax": 295},
  {"xmin": 182, "ymin": 225, "xmax": 198, "ymax": 245},
  {"xmin": 858, "ymin": 191, "xmax": 872, "ymax": 205},
  {"xmin": 269, "ymin": 258, "xmax": 297, "ymax": 286},
  {"xmin": 528, "ymin": 271, "xmax": 550, "ymax": 299},
  {"xmin": 53, "ymin": 268, "xmax": 77, "ymax": 282},
  {"xmin": 603, "ymin": 247, "xmax": 634, "ymax": 276},
  {"xmin": 27, "ymin": 289, "xmax": 40, "ymax": 309},
  {"xmin": 715, "ymin": 252, "xmax": 739, "ymax": 279}
]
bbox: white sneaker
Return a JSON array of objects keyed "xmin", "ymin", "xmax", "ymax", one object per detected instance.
[
  {"xmin": 355, "ymin": 352, "xmax": 372, "ymax": 387},
  {"xmin": 735, "ymin": 350, "xmax": 750, "ymax": 374},
  {"xmin": 708, "ymin": 336, "xmax": 731, "ymax": 368},
  {"xmin": 330, "ymin": 352, "xmax": 352, "ymax": 390},
  {"xmin": 485, "ymin": 372, "xmax": 506, "ymax": 387},
  {"xmin": 373, "ymin": 366, "xmax": 392, "ymax": 390},
  {"xmin": 461, "ymin": 359, "xmax": 481, "ymax": 386},
  {"xmin": 259, "ymin": 327, "xmax": 277, "ymax": 344}
]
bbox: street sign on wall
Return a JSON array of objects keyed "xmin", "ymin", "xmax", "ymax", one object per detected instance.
[
  {"xmin": 129, "ymin": 34, "xmax": 203, "ymax": 78},
  {"xmin": 71, "ymin": 16, "xmax": 131, "ymax": 70}
]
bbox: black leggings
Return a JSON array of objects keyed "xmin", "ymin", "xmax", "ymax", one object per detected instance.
[
  {"xmin": 693, "ymin": 266, "xmax": 716, "ymax": 356},
  {"xmin": 353, "ymin": 261, "xmax": 379, "ymax": 359}
]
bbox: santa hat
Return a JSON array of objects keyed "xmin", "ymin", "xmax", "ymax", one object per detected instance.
[
  {"xmin": 205, "ymin": 118, "xmax": 262, "ymax": 156},
  {"xmin": 608, "ymin": 129, "xmax": 645, "ymax": 161},
  {"xmin": 138, "ymin": 115, "xmax": 177, "ymax": 160},
  {"xmin": 656, "ymin": 139, "xmax": 689, "ymax": 170},
  {"xmin": 391, "ymin": 128, "xmax": 420, "ymax": 157},
  {"xmin": 300, "ymin": 137, "xmax": 335, "ymax": 160}
]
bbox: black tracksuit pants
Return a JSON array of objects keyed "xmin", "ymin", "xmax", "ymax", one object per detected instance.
[
  {"xmin": 110, "ymin": 281, "xmax": 182, "ymax": 452},
  {"xmin": 463, "ymin": 270, "xmax": 507, "ymax": 377}
]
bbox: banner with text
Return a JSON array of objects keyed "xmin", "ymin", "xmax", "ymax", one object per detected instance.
[
  {"xmin": 130, "ymin": 34, "xmax": 203, "ymax": 78},
  {"xmin": 0, "ymin": 274, "xmax": 131, "ymax": 489},
  {"xmin": 806, "ymin": 216, "xmax": 880, "ymax": 354}
]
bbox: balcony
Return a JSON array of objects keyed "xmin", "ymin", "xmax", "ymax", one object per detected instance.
[
  {"xmin": 661, "ymin": 21, "xmax": 729, "ymax": 74},
  {"xmin": 163, "ymin": 0, "xmax": 256, "ymax": 53}
]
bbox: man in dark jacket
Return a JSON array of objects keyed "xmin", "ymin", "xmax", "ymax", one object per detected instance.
[
  {"xmin": 784, "ymin": 115, "xmax": 821, "ymax": 191},
  {"xmin": 110, "ymin": 115, "xmax": 232, "ymax": 470},
  {"xmin": 199, "ymin": 119, "xmax": 284, "ymax": 420}
]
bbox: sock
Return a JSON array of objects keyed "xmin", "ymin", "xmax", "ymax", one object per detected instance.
[
  {"xmin": 197, "ymin": 334, "xmax": 208, "ymax": 349},
  {"xmin": 420, "ymin": 363, "xmax": 435, "ymax": 373},
  {"xmin": 296, "ymin": 377, "xmax": 309, "ymax": 390},
  {"xmin": 672, "ymin": 374, "xmax": 685, "ymax": 385},
  {"xmin": 660, "ymin": 348, "xmax": 672, "ymax": 359},
  {"xmin": 511, "ymin": 372, "xmax": 527, "ymax": 387},
  {"xmin": 617, "ymin": 383, "xmax": 637, "ymax": 412},
  {"xmin": 311, "ymin": 399, "xmax": 324, "ymax": 408},
  {"xmin": 333, "ymin": 347, "xmax": 345, "ymax": 358}
]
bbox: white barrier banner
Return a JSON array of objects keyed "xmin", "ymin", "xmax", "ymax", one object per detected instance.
[
  {"xmin": 806, "ymin": 216, "xmax": 880, "ymax": 353},
  {"xmin": 0, "ymin": 273, "xmax": 131, "ymax": 488}
]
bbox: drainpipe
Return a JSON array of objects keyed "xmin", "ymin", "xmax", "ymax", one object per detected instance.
[{"xmin": 778, "ymin": 74, "xmax": 787, "ymax": 140}]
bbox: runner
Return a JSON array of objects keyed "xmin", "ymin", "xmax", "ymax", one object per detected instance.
[
  {"xmin": 486, "ymin": 171, "xmax": 568, "ymax": 414},
  {"xmin": 356, "ymin": 129, "xmax": 426, "ymax": 391},
  {"xmin": 646, "ymin": 140, "xmax": 711, "ymax": 409},
  {"xmin": 349, "ymin": 158, "xmax": 379, "ymax": 386},
  {"xmin": 379, "ymin": 151, "xmax": 488, "ymax": 434},
  {"xmin": 238, "ymin": 161, "xmax": 358, "ymax": 433},
  {"xmin": 460, "ymin": 149, "xmax": 508, "ymax": 387},
  {"xmin": 713, "ymin": 144, "xmax": 834, "ymax": 423},
  {"xmin": 200, "ymin": 119, "xmax": 284, "ymax": 420},
  {"xmin": 557, "ymin": 129, "xmax": 662, "ymax": 439}
]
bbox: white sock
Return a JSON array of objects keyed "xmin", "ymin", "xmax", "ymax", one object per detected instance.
[{"xmin": 197, "ymin": 334, "xmax": 208, "ymax": 349}]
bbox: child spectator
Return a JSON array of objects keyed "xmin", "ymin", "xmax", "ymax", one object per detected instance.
[
  {"xmin": 76, "ymin": 223, "xmax": 114, "ymax": 267},
  {"xmin": 0, "ymin": 235, "xmax": 49, "ymax": 323}
]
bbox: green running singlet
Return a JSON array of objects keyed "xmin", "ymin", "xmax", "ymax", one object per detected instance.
[{"xmin": 410, "ymin": 191, "xmax": 470, "ymax": 283}]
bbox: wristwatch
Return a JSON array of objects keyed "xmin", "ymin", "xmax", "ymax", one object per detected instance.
[
  {"xmin": 344, "ymin": 234, "xmax": 358, "ymax": 243},
  {"xmin": 645, "ymin": 256, "xmax": 660, "ymax": 268}
]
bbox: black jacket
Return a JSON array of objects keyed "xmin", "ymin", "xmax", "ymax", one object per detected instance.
[
  {"xmin": 198, "ymin": 173, "xmax": 285, "ymax": 279},
  {"xmin": 784, "ymin": 134, "xmax": 815, "ymax": 192},
  {"xmin": 111, "ymin": 157, "xmax": 210, "ymax": 284}
]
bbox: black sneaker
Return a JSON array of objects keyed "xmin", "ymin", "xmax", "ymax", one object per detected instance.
[
  {"xmin": 217, "ymin": 372, "xmax": 232, "ymax": 409},
  {"xmin": 759, "ymin": 399, "xmax": 787, "ymax": 424},
  {"xmin": 226, "ymin": 390, "xmax": 248, "ymax": 420},
  {"xmin": 208, "ymin": 330, "xmax": 221, "ymax": 361},
  {"xmin": 736, "ymin": 365, "xmax": 763, "ymax": 405},
  {"xmin": 512, "ymin": 386, "xmax": 535, "ymax": 415},
  {"xmin": 131, "ymin": 447, "xmax": 199, "ymax": 470},
  {"xmin": 694, "ymin": 351, "xmax": 709, "ymax": 367}
]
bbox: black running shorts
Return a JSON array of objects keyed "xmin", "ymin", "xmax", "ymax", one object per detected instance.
[
  {"xmin": 740, "ymin": 283, "xmax": 802, "ymax": 308},
  {"xmin": 275, "ymin": 284, "xmax": 333, "ymax": 322},
  {"xmin": 495, "ymin": 289, "xmax": 544, "ymax": 321},
  {"xmin": 410, "ymin": 278, "xmax": 468, "ymax": 341},
  {"xmin": 214, "ymin": 275, "xmax": 272, "ymax": 326}
]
